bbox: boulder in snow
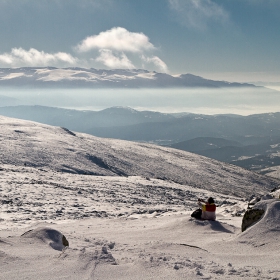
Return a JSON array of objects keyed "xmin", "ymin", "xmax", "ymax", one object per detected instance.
[
  {"xmin": 241, "ymin": 208, "xmax": 265, "ymax": 232},
  {"xmin": 21, "ymin": 227, "xmax": 69, "ymax": 251}
]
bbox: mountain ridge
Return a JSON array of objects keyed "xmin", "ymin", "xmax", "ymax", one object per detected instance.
[
  {"xmin": 1, "ymin": 105, "xmax": 280, "ymax": 144},
  {"xmin": 0, "ymin": 67, "xmax": 257, "ymax": 88}
]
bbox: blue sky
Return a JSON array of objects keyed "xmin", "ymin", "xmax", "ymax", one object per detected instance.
[{"xmin": 0, "ymin": 0, "xmax": 279, "ymax": 82}]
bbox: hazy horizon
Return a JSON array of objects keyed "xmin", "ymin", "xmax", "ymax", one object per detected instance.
[{"xmin": 1, "ymin": 86, "xmax": 280, "ymax": 116}]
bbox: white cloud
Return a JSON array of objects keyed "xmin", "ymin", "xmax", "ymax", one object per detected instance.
[
  {"xmin": 76, "ymin": 27, "xmax": 168, "ymax": 71},
  {"xmin": 0, "ymin": 27, "xmax": 168, "ymax": 71},
  {"xmin": 76, "ymin": 27, "xmax": 155, "ymax": 53},
  {"xmin": 96, "ymin": 49, "xmax": 135, "ymax": 69},
  {"xmin": 0, "ymin": 48, "xmax": 78, "ymax": 67},
  {"xmin": 141, "ymin": 55, "xmax": 168, "ymax": 73},
  {"xmin": 168, "ymin": 0, "xmax": 229, "ymax": 30}
]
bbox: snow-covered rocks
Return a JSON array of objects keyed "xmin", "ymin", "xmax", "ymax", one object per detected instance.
[
  {"xmin": 241, "ymin": 198, "xmax": 280, "ymax": 237},
  {"xmin": 241, "ymin": 208, "xmax": 265, "ymax": 232},
  {"xmin": 21, "ymin": 227, "xmax": 69, "ymax": 251}
]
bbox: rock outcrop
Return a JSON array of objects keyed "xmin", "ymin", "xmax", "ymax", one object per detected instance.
[{"xmin": 241, "ymin": 208, "xmax": 265, "ymax": 232}]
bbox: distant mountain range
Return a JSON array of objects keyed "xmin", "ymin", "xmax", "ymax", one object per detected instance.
[
  {"xmin": 0, "ymin": 67, "xmax": 256, "ymax": 88},
  {"xmin": 2, "ymin": 105, "xmax": 280, "ymax": 145},
  {"xmin": 0, "ymin": 105, "xmax": 280, "ymax": 176},
  {"xmin": 0, "ymin": 105, "xmax": 176, "ymax": 130},
  {"xmin": 0, "ymin": 94, "xmax": 23, "ymax": 106}
]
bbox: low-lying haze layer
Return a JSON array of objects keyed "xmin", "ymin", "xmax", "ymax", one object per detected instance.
[{"xmin": 1, "ymin": 87, "xmax": 280, "ymax": 115}]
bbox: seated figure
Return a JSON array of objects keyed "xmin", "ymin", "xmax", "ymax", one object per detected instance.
[{"xmin": 191, "ymin": 197, "xmax": 216, "ymax": 220}]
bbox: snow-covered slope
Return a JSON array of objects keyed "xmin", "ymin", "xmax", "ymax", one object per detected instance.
[
  {"xmin": 0, "ymin": 115, "xmax": 278, "ymax": 198},
  {"xmin": 0, "ymin": 67, "xmax": 255, "ymax": 88},
  {"xmin": 1, "ymin": 115, "xmax": 280, "ymax": 280}
]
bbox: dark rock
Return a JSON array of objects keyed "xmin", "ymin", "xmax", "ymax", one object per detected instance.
[
  {"xmin": 62, "ymin": 235, "xmax": 69, "ymax": 247},
  {"xmin": 1, "ymin": 199, "xmax": 13, "ymax": 205},
  {"xmin": 102, "ymin": 246, "xmax": 108, "ymax": 254},
  {"xmin": 61, "ymin": 127, "xmax": 76, "ymax": 136},
  {"xmin": 108, "ymin": 242, "xmax": 115, "ymax": 249},
  {"xmin": 241, "ymin": 208, "xmax": 265, "ymax": 232},
  {"xmin": 270, "ymin": 187, "xmax": 278, "ymax": 192}
]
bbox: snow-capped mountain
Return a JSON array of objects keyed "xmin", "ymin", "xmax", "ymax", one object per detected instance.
[{"xmin": 0, "ymin": 67, "xmax": 255, "ymax": 88}]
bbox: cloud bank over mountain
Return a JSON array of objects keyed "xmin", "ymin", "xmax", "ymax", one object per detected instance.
[
  {"xmin": 0, "ymin": 1, "xmax": 280, "ymax": 81},
  {"xmin": 0, "ymin": 27, "xmax": 168, "ymax": 72},
  {"xmin": 0, "ymin": 48, "xmax": 78, "ymax": 67}
]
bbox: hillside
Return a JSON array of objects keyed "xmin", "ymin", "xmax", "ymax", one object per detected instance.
[
  {"xmin": 0, "ymin": 115, "xmax": 278, "ymax": 198},
  {"xmin": 1, "ymin": 106, "xmax": 280, "ymax": 173}
]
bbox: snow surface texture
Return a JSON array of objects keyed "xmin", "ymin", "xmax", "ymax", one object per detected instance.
[
  {"xmin": 1, "ymin": 115, "xmax": 280, "ymax": 279},
  {"xmin": 1, "ymin": 199, "xmax": 280, "ymax": 279}
]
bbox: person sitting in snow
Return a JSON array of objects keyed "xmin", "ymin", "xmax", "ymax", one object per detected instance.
[{"xmin": 191, "ymin": 197, "xmax": 216, "ymax": 220}]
